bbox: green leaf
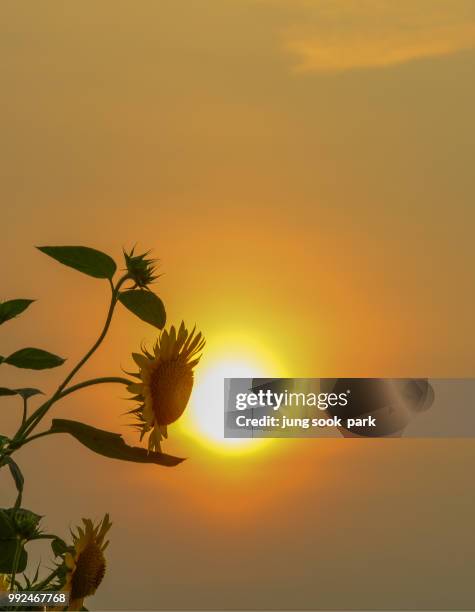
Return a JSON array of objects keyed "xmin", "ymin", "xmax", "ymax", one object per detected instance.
[
  {"xmin": 0, "ymin": 509, "xmax": 14, "ymax": 538},
  {"xmin": 3, "ymin": 458, "xmax": 24, "ymax": 497},
  {"xmin": 15, "ymin": 388, "xmax": 44, "ymax": 400},
  {"xmin": 0, "ymin": 509, "xmax": 26, "ymax": 574},
  {"xmin": 50, "ymin": 419, "xmax": 184, "ymax": 467},
  {"xmin": 0, "ymin": 299, "xmax": 35, "ymax": 325},
  {"xmin": 4, "ymin": 348, "xmax": 65, "ymax": 370},
  {"xmin": 37, "ymin": 245, "xmax": 117, "ymax": 280},
  {"xmin": 51, "ymin": 537, "xmax": 68, "ymax": 557},
  {"xmin": 0, "ymin": 539, "xmax": 27, "ymax": 573},
  {"xmin": 0, "ymin": 387, "xmax": 43, "ymax": 398},
  {"xmin": 118, "ymin": 289, "xmax": 166, "ymax": 329}
]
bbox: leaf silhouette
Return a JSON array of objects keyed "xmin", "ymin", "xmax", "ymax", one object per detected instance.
[
  {"xmin": 37, "ymin": 246, "xmax": 116, "ymax": 280},
  {"xmin": 50, "ymin": 419, "xmax": 184, "ymax": 467},
  {"xmin": 0, "ymin": 299, "xmax": 35, "ymax": 325},
  {"xmin": 118, "ymin": 289, "xmax": 166, "ymax": 329},
  {"xmin": 4, "ymin": 348, "xmax": 65, "ymax": 370}
]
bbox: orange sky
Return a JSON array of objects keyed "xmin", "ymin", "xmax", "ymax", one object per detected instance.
[{"xmin": 1, "ymin": 1, "xmax": 475, "ymax": 609}]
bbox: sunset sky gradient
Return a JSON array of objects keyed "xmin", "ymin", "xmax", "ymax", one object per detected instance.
[{"xmin": 1, "ymin": 1, "xmax": 475, "ymax": 609}]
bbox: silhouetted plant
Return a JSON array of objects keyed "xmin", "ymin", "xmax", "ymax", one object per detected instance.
[{"xmin": 0, "ymin": 246, "xmax": 204, "ymax": 610}]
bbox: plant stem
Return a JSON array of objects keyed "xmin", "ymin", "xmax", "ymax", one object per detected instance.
[
  {"xmin": 57, "ymin": 376, "xmax": 132, "ymax": 401},
  {"xmin": 21, "ymin": 430, "xmax": 60, "ymax": 445},
  {"xmin": 14, "ymin": 488, "xmax": 22, "ymax": 510},
  {"xmin": 31, "ymin": 533, "xmax": 61, "ymax": 541},
  {"xmin": 10, "ymin": 377, "xmax": 132, "ymax": 450},
  {"xmin": 56, "ymin": 275, "xmax": 129, "ymax": 395},
  {"xmin": 35, "ymin": 567, "xmax": 61, "ymax": 591},
  {"xmin": 21, "ymin": 398, "xmax": 27, "ymax": 426},
  {"xmin": 14, "ymin": 275, "xmax": 130, "ymax": 442},
  {"xmin": 10, "ymin": 538, "xmax": 22, "ymax": 592}
]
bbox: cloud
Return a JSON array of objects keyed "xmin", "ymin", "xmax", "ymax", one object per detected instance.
[{"xmin": 265, "ymin": 0, "xmax": 475, "ymax": 72}]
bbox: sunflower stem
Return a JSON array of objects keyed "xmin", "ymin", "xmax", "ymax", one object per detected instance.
[
  {"xmin": 21, "ymin": 430, "xmax": 60, "ymax": 445},
  {"xmin": 14, "ymin": 486, "xmax": 22, "ymax": 510},
  {"xmin": 56, "ymin": 274, "xmax": 130, "ymax": 393},
  {"xmin": 34, "ymin": 567, "xmax": 61, "ymax": 591},
  {"xmin": 21, "ymin": 397, "xmax": 27, "ymax": 426},
  {"xmin": 10, "ymin": 538, "xmax": 22, "ymax": 592},
  {"xmin": 30, "ymin": 533, "xmax": 61, "ymax": 541},
  {"xmin": 57, "ymin": 376, "xmax": 133, "ymax": 400},
  {"xmin": 13, "ymin": 275, "xmax": 131, "ymax": 444},
  {"xmin": 11, "ymin": 378, "xmax": 132, "ymax": 451}
]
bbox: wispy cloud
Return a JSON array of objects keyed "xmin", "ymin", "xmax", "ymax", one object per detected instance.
[{"xmin": 264, "ymin": 0, "xmax": 475, "ymax": 72}]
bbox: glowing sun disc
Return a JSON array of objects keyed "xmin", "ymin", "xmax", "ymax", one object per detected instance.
[{"xmin": 181, "ymin": 345, "xmax": 284, "ymax": 454}]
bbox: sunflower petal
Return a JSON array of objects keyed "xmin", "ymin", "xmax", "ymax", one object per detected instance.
[
  {"xmin": 97, "ymin": 514, "xmax": 112, "ymax": 546},
  {"xmin": 176, "ymin": 321, "xmax": 188, "ymax": 350},
  {"xmin": 126, "ymin": 382, "xmax": 144, "ymax": 394},
  {"xmin": 132, "ymin": 352, "xmax": 151, "ymax": 369},
  {"xmin": 168, "ymin": 326, "xmax": 176, "ymax": 348},
  {"xmin": 187, "ymin": 357, "xmax": 202, "ymax": 369},
  {"xmin": 123, "ymin": 369, "xmax": 142, "ymax": 380}
]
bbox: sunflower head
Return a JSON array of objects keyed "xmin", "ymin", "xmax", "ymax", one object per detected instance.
[
  {"xmin": 123, "ymin": 247, "xmax": 159, "ymax": 288},
  {"xmin": 62, "ymin": 514, "xmax": 111, "ymax": 611},
  {"xmin": 127, "ymin": 322, "xmax": 205, "ymax": 452},
  {"xmin": 0, "ymin": 574, "xmax": 10, "ymax": 592}
]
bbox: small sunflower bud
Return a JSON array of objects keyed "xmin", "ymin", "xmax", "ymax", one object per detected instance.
[
  {"xmin": 123, "ymin": 247, "xmax": 159, "ymax": 288},
  {"xmin": 9, "ymin": 508, "xmax": 42, "ymax": 541}
]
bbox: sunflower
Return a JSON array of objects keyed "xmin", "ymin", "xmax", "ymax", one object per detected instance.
[
  {"xmin": 127, "ymin": 322, "xmax": 205, "ymax": 452},
  {"xmin": 0, "ymin": 574, "xmax": 9, "ymax": 592},
  {"xmin": 62, "ymin": 514, "xmax": 111, "ymax": 611}
]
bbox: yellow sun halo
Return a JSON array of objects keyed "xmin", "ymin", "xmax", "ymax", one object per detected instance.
[{"xmin": 180, "ymin": 338, "xmax": 285, "ymax": 454}]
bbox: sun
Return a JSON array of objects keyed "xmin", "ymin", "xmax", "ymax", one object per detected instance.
[{"xmin": 179, "ymin": 337, "xmax": 285, "ymax": 454}]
